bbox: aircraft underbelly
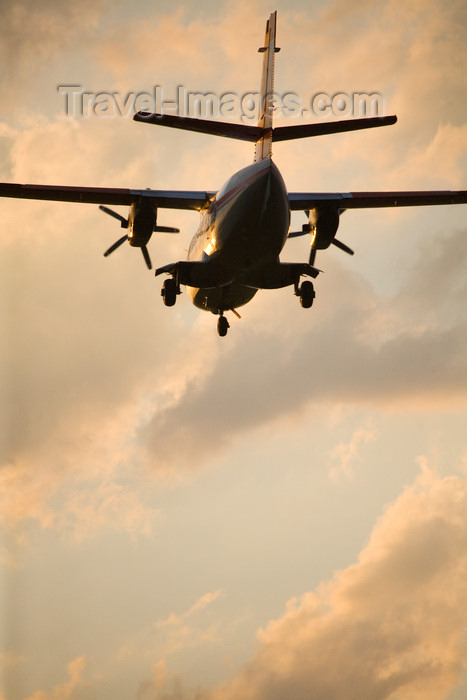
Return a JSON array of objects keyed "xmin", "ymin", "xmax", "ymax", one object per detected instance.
[{"xmin": 190, "ymin": 284, "xmax": 257, "ymax": 312}]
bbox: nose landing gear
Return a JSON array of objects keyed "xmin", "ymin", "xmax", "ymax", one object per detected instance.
[{"xmin": 217, "ymin": 314, "xmax": 230, "ymax": 337}]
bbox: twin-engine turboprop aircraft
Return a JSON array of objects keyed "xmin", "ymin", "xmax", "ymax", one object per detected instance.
[{"xmin": 1, "ymin": 12, "xmax": 466, "ymax": 336}]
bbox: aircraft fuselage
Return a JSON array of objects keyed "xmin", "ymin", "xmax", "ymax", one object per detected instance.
[{"xmin": 186, "ymin": 158, "xmax": 290, "ymax": 313}]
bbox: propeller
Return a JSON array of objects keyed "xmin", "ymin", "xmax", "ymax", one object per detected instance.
[
  {"xmin": 141, "ymin": 246, "xmax": 152, "ymax": 270},
  {"xmin": 331, "ymin": 238, "xmax": 354, "ymax": 256},
  {"xmin": 100, "ymin": 204, "xmax": 180, "ymax": 270},
  {"xmin": 99, "ymin": 205, "xmax": 128, "ymax": 228},
  {"xmin": 288, "ymin": 210, "xmax": 354, "ymax": 265},
  {"xmin": 103, "ymin": 234, "xmax": 128, "ymax": 257},
  {"xmin": 101, "ymin": 205, "xmax": 130, "ymax": 259},
  {"xmin": 100, "ymin": 205, "xmax": 153, "ymax": 269},
  {"xmin": 103, "ymin": 233, "xmax": 152, "ymax": 268},
  {"xmin": 153, "ymin": 225, "xmax": 180, "ymax": 233}
]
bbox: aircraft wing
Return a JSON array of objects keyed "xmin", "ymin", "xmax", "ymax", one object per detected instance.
[
  {"xmin": 288, "ymin": 190, "xmax": 467, "ymax": 210},
  {"xmin": 3, "ymin": 183, "xmax": 465, "ymax": 212},
  {"xmin": 0, "ymin": 182, "xmax": 214, "ymax": 210}
]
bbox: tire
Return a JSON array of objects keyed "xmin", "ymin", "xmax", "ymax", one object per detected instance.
[
  {"xmin": 162, "ymin": 278, "xmax": 177, "ymax": 306},
  {"xmin": 217, "ymin": 316, "xmax": 229, "ymax": 336},
  {"xmin": 299, "ymin": 280, "xmax": 315, "ymax": 308}
]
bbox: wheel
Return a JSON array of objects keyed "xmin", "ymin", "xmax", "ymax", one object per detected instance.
[
  {"xmin": 299, "ymin": 280, "xmax": 315, "ymax": 308},
  {"xmin": 217, "ymin": 315, "xmax": 230, "ymax": 337},
  {"xmin": 161, "ymin": 278, "xmax": 177, "ymax": 306}
]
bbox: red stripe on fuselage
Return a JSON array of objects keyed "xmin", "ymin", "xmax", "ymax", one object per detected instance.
[{"xmin": 211, "ymin": 159, "xmax": 272, "ymax": 215}]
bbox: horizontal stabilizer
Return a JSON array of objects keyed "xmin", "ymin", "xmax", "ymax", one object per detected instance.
[
  {"xmin": 272, "ymin": 115, "xmax": 397, "ymax": 142},
  {"xmin": 134, "ymin": 112, "xmax": 397, "ymax": 144},
  {"xmin": 134, "ymin": 112, "xmax": 263, "ymax": 142}
]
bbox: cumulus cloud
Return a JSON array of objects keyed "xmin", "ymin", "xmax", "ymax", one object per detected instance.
[
  {"xmin": 273, "ymin": 0, "xmax": 467, "ymax": 195},
  {"xmin": 210, "ymin": 465, "xmax": 467, "ymax": 700},
  {"xmin": 136, "ymin": 594, "xmax": 224, "ymax": 699},
  {"xmin": 0, "ymin": 0, "xmax": 466, "ymax": 535},
  {"xmin": 328, "ymin": 421, "xmax": 377, "ymax": 480},
  {"xmin": 1, "ymin": 4, "xmax": 466, "ymax": 700},
  {"xmin": 139, "ymin": 228, "xmax": 467, "ymax": 471},
  {"xmin": 2, "ymin": 218, "xmax": 466, "ymax": 532},
  {"xmin": 283, "ymin": 0, "xmax": 467, "ymax": 132},
  {"xmin": 24, "ymin": 656, "xmax": 86, "ymax": 700},
  {"xmin": 0, "ymin": 0, "xmax": 111, "ymax": 96},
  {"xmin": 95, "ymin": 2, "xmax": 267, "ymax": 92},
  {"xmin": 156, "ymin": 590, "xmax": 223, "ymax": 631},
  {"xmin": 388, "ymin": 123, "xmax": 467, "ymax": 189},
  {"xmin": 0, "ymin": 109, "xmax": 212, "ymax": 536},
  {"xmin": 129, "ymin": 465, "xmax": 467, "ymax": 700}
]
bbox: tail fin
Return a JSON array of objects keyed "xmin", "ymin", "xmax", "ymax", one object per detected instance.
[{"xmin": 255, "ymin": 11, "xmax": 280, "ymax": 161}]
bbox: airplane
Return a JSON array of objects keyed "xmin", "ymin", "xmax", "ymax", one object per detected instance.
[{"xmin": 0, "ymin": 11, "xmax": 466, "ymax": 337}]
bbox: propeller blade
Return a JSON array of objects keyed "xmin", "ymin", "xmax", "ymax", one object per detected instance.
[
  {"xmin": 103, "ymin": 235, "xmax": 128, "ymax": 257},
  {"xmin": 288, "ymin": 223, "xmax": 311, "ymax": 238},
  {"xmin": 332, "ymin": 238, "xmax": 354, "ymax": 255},
  {"xmin": 154, "ymin": 225, "xmax": 180, "ymax": 233},
  {"xmin": 141, "ymin": 245, "xmax": 152, "ymax": 269},
  {"xmin": 99, "ymin": 205, "xmax": 128, "ymax": 228}
]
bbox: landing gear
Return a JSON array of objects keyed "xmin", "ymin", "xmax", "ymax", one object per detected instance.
[
  {"xmin": 217, "ymin": 314, "xmax": 230, "ymax": 337},
  {"xmin": 161, "ymin": 278, "xmax": 177, "ymax": 306},
  {"xmin": 296, "ymin": 280, "xmax": 315, "ymax": 308}
]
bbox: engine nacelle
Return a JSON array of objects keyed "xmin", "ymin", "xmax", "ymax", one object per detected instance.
[
  {"xmin": 308, "ymin": 205, "xmax": 340, "ymax": 250},
  {"xmin": 128, "ymin": 202, "xmax": 157, "ymax": 247}
]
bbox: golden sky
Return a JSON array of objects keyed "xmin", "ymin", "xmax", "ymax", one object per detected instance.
[{"xmin": 1, "ymin": 1, "xmax": 467, "ymax": 698}]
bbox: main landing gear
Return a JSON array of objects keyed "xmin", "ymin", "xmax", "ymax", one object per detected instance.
[
  {"xmin": 295, "ymin": 279, "xmax": 315, "ymax": 308},
  {"xmin": 161, "ymin": 277, "xmax": 178, "ymax": 306}
]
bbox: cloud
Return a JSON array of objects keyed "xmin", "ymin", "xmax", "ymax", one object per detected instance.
[
  {"xmin": 55, "ymin": 479, "xmax": 158, "ymax": 541},
  {"xmin": 156, "ymin": 590, "xmax": 223, "ymax": 630},
  {"xmin": 387, "ymin": 123, "xmax": 467, "ymax": 189},
  {"xmin": 95, "ymin": 2, "xmax": 268, "ymax": 91},
  {"xmin": 0, "ymin": 4, "xmax": 466, "ymax": 699},
  {"xmin": 0, "ymin": 0, "xmax": 111, "ymax": 97},
  {"xmin": 0, "ymin": 114, "xmax": 213, "ymax": 536},
  {"xmin": 137, "ymin": 660, "xmax": 168, "ymax": 700},
  {"xmin": 0, "ymin": 0, "xmax": 466, "ymax": 536},
  {"xmin": 3, "ymin": 226, "xmax": 465, "ymax": 534},
  {"xmin": 211, "ymin": 465, "xmax": 467, "ymax": 700},
  {"xmin": 24, "ymin": 656, "xmax": 86, "ymax": 700},
  {"xmin": 136, "ymin": 594, "xmax": 224, "ymax": 699},
  {"xmin": 328, "ymin": 421, "xmax": 377, "ymax": 480},
  {"xmin": 137, "ymin": 667, "xmax": 193, "ymax": 700},
  {"xmin": 152, "ymin": 590, "xmax": 223, "ymax": 657},
  {"xmin": 139, "ymin": 228, "xmax": 467, "ymax": 471},
  {"xmin": 273, "ymin": 0, "xmax": 467, "ymax": 196},
  {"xmin": 282, "ymin": 0, "xmax": 467, "ymax": 133}
]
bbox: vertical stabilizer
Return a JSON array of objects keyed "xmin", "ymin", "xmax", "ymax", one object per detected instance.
[{"xmin": 255, "ymin": 11, "xmax": 280, "ymax": 161}]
